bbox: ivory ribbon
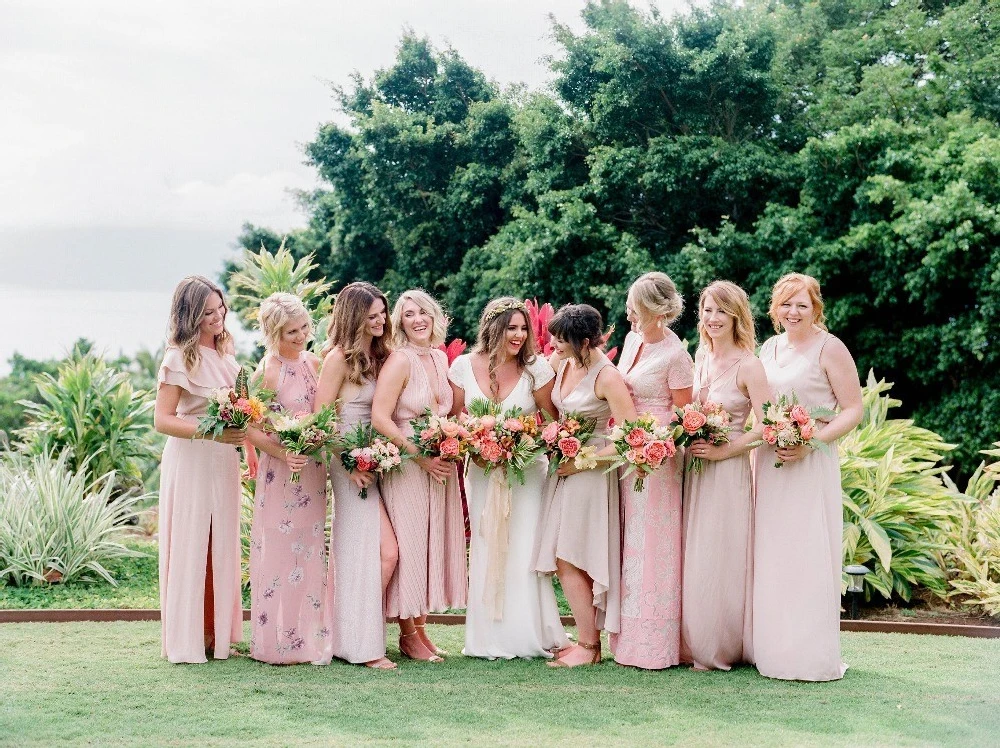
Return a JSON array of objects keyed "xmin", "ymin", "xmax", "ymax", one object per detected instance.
[{"xmin": 481, "ymin": 470, "xmax": 513, "ymax": 621}]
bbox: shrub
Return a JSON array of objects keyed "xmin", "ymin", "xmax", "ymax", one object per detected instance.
[
  {"xmin": 0, "ymin": 452, "xmax": 147, "ymax": 586},
  {"xmin": 839, "ymin": 373, "xmax": 959, "ymax": 600}
]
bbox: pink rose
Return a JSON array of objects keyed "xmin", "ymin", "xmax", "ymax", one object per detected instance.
[
  {"xmin": 644, "ymin": 440, "xmax": 670, "ymax": 464},
  {"xmin": 356, "ymin": 455, "xmax": 377, "ymax": 472},
  {"xmin": 420, "ymin": 428, "xmax": 436, "ymax": 441},
  {"xmin": 479, "ymin": 415, "xmax": 497, "ymax": 430},
  {"xmin": 440, "ymin": 420, "xmax": 461, "ymax": 437},
  {"xmin": 542, "ymin": 421, "xmax": 560, "ymax": 444},
  {"xmin": 763, "ymin": 425, "xmax": 778, "ymax": 444},
  {"xmin": 629, "ymin": 449, "xmax": 648, "ymax": 465},
  {"xmin": 479, "ymin": 439, "xmax": 504, "ymax": 463},
  {"xmin": 790, "ymin": 405, "xmax": 811, "ymax": 427},
  {"xmin": 800, "ymin": 422, "xmax": 815, "ymax": 441},
  {"xmin": 504, "ymin": 418, "xmax": 524, "ymax": 432},
  {"xmin": 439, "ymin": 437, "xmax": 461, "ymax": 459},
  {"xmin": 682, "ymin": 410, "xmax": 707, "ymax": 434},
  {"xmin": 625, "ymin": 428, "xmax": 647, "ymax": 448},
  {"xmin": 558, "ymin": 436, "xmax": 581, "ymax": 458}
]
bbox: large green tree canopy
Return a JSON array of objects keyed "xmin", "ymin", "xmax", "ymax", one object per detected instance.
[{"xmin": 237, "ymin": 0, "xmax": 1000, "ymax": 473}]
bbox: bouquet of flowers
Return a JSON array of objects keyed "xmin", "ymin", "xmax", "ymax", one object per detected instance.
[
  {"xmin": 540, "ymin": 412, "xmax": 599, "ymax": 476},
  {"xmin": 195, "ymin": 367, "xmax": 271, "ymax": 441},
  {"xmin": 340, "ymin": 423, "xmax": 405, "ymax": 498},
  {"xmin": 462, "ymin": 398, "xmax": 544, "ymax": 486},
  {"xmin": 674, "ymin": 400, "xmax": 734, "ymax": 474},
  {"xmin": 409, "ymin": 408, "xmax": 470, "ymax": 462},
  {"xmin": 759, "ymin": 394, "xmax": 835, "ymax": 468},
  {"xmin": 607, "ymin": 414, "xmax": 683, "ymax": 491},
  {"xmin": 265, "ymin": 403, "xmax": 340, "ymax": 482}
]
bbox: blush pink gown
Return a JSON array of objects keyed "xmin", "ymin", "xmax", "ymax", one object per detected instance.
[
  {"xmin": 249, "ymin": 352, "xmax": 334, "ymax": 665},
  {"xmin": 380, "ymin": 345, "xmax": 467, "ymax": 618},
  {"xmin": 157, "ymin": 345, "xmax": 243, "ymax": 664},
  {"xmin": 681, "ymin": 351, "xmax": 754, "ymax": 670},
  {"xmin": 610, "ymin": 330, "xmax": 693, "ymax": 669},
  {"xmin": 754, "ymin": 331, "xmax": 847, "ymax": 681}
]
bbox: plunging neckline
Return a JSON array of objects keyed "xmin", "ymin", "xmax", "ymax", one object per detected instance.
[
  {"xmin": 469, "ymin": 357, "xmax": 521, "ymax": 405},
  {"xmin": 558, "ymin": 356, "xmax": 602, "ymax": 402},
  {"xmin": 410, "ymin": 347, "xmax": 444, "ymax": 409}
]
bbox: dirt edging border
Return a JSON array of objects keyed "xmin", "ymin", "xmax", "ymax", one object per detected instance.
[{"xmin": 2, "ymin": 609, "xmax": 998, "ymax": 638}]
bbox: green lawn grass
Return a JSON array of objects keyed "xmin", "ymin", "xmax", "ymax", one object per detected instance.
[{"xmin": 1, "ymin": 622, "xmax": 997, "ymax": 747}]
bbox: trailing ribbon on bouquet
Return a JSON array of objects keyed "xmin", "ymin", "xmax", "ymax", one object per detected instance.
[{"xmin": 481, "ymin": 470, "xmax": 513, "ymax": 621}]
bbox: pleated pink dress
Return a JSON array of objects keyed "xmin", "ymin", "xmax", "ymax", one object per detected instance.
[
  {"xmin": 328, "ymin": 377, "xmax": 388, "ymax": 663},
  {"xmin": 249, "ymin": 352, "xmax": 334, "ymax": 665},
  {"xmin": 533, "ymin": 352, "xmax": 621, "ymax": 635},
  {"xmin": 157, "ymin": 345, "xmax": 243, "ymax": 663},
  {"xmin": 381, "ymin": 345, "xmax": 467, "ymax": 618},
  {"xmin": 681, "ymin": 351, "xmax": 754, "ymax": 670},
  {"xmin": 610, "ymin": 331, "xmax": 693, "ymax": 669},
  {"xmin": 754, "ymin": 331, "xmax": 847, "ymax": 681}
]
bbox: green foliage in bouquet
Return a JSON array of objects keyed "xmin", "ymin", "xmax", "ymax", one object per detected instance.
[
  {"xmin": 0, "ymin": 452, "xmax": 148, "ymax": 587},
  {"xmin": 839, "ymin": 373, "xmax": 958, "ymax": 601}
]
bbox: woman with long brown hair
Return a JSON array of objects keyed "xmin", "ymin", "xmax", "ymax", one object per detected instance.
[
  {"xmin": 315, "ymin": 281, "xmax": 399, "ymax": 669},
  {"xmin": 153, "ymin": 275, "xmax": 244, "ymax": 663}
]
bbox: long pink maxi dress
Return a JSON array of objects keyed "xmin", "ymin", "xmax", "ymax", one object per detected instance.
[
  {"xmin": 249, "ymin": 352, "xmax": 334, "ymax": 665},
  {"xmin": 533, "ymin": 353, "xmax": 621, "ymax": 637},
  {"xmin": 754, "ymin": 331, "xmax": 847, "ymax": 681},
  {"xmin": 610, "ymin": 331, "xmax": 693, "ymax": 669},
  {"xmin": 381, "ymin": 344, "xmax": 467, "ymax": 618},
  {"xmin": 158, "ymin": 345, "xmax": 243, "ymax": 663},
  {"xmin": 681, "ymin": 352, "xmax": 754, "ymax": 670},
  {"xmin": 328, "ymin": 377, "xmax": 388, "ymax": 663}
]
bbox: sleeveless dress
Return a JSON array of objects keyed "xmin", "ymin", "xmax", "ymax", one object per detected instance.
[
  {"xmin": 157, "ymin": 345, "xmax": 242, "ymax": 663},
  {"xmin": 532, "ymin": 353, "xmax": 621, "ymax": 635},
  {"xmin": 681, "ymin": 350, "xmax": 754, "ymax": 670},
  {"xmin": 381, "ymin": 345, "xmax": 467, "ymax": 618},
  {"xmin": 754, "ymin": 331, "xmax": 847, "ymax": 681},
  {"xmin": 249, "ymin": 352, "xmax": 334, "ymax": 665},
  {"xmin": 610, "ymin": 330, "xmax": 693, "ymax": 669},
  {"xmin": 328, "ymin": 377, "xmax": 388, "ymax": 663},
  {"xmin": 449, "ymin": 355, "xmax": 569, "ymax": 659}
]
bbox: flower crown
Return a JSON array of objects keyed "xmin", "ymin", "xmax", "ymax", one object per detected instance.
[{"xmin": 483, "ymin": 300, "xmax": 528, "ymax": 325}]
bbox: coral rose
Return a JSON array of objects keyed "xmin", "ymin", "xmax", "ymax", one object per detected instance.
[
  {"xmin": 504, "ymin": 417, "xmax": 524, "ymax": 432},
  {"xmin": 439, "ymin": 437, "xmax": 461, "ymax": 458},
  {"xmin": 800, "ymin": 422, "xmax": 815, "ymax": 441},
  {"xmin": 790, "ymin": 405, "xmax": 811, "ymax": 427},
  {"xmin": 479, "ymin": 439, "xmax": 504, "ymax": 463},
  {"xmin": 682, "ymin": 410, "xmax": 707, "ymax": 434},
  {"xmin": 479, "ymin": 415, "xmax": 497, "ymax": 430},
  {"xmin": 762, "ymin": 425, "xmax": 778, "ymax": 444},
  {"xmin": 541, "ymin": 421, "xmax": 560, "ymax": 444},
  {"xmin": 625, "ymin": 428, "xmax": 647, "ymax": 448},
  {"xmin": 644, "ymin": 440, "xmax": 670, "ymax": 464},
  {"xmin": 356, "ymin": 455, "xmax": 378, "ymax": 472},
  {"xmin": 420, "ymin": 428, "xmax": 436, "ymax": 441},
  {"xmin": 440, "ymin": 420, "xmax": 461, "ymax": 437},
  {"xmin": 558, "ymin": 436, "xmax": 581, "ymax": 458}
]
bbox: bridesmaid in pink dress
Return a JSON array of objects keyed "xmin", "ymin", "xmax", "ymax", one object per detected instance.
[
  {"xmin": 681, "ymin": 281, "xmax": 769, "ymax": 671},
  {"xmin": 754, "ymin": 273, "xmax": 863, "ymax": 681},
  {"xmin": 372, "ymin": 289, "xmax": 467, "ymax": 662},
  {"xmin": 246, "ymin": 293, "xmax": 334, "ymax": 665},
  {"xmin": 315, "ymin": 282, "xmax": 399, "ymax": 670},
  {"xmin": 533, "ymin": 304, "xmax": 638, "ymax": 668},
  {"xmin": 154, "ymin": 276, "xmax": 244, "ymax": 663},
  {"xmin": 610, "ymin": 272, "xmax": 693, "ymax": 670}
]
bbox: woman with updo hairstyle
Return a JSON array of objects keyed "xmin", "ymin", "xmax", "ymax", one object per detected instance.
[
  {"xmin": 754, "ymin": 272, "xmax": 862, "ymax": 681},
  {"xmin": 609, "ymin": 271, "xmax": 693, "ymax": 670},
  {"xmin": 244, "ymin": 292, "xmax": 333, "ymax": 665},
  {"xmin": 681, "ymin": 280, "xmax": 769, "ymax": 671},
  {"xmin": 154, "ymin": 275, "xmax": 244, "ymax": 663},
  {"xmin": 372, "ymin": 289, "xmax": 467, "ymax": 662},
  {"xmin": 448, "ymin": 297, "xmax": 569, "ymax": 659},
  {"xmin": 314, "ymin": 281, "xmax": 399, "ymax": 669},
  {"xmin": 532, "ymin": 303, "xmax": 638, "ymax": 668}
]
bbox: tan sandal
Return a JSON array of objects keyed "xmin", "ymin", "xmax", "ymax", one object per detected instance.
[
  {"xmin": 546, "ymin": 641, "xmax": 601, "ymax": 668},
  {"xmin": 415, "ymin": 623, "xmax": 447, "ymax": 657},
  {"xmin": 399, "ymin": 631, "xmax": 443, "ymax": 663},
  {"xmin": 365, "ymin": 656, "xmax": 398, "ymax": 670}
]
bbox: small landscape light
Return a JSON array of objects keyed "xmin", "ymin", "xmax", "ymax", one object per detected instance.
[{"xmin": 844, "ymin": 564, "xmax": 870, "ymax": 620}]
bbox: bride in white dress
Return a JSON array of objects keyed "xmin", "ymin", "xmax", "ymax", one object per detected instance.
[{"xmin": 449, "ymin": 297, "xmax": 569, "ymax": 659}]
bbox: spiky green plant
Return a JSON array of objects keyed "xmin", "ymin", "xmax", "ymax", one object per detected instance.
[
  {"xmin": 839, "ymin": 372, "xmax": 959, "ymax": 600},
  {"xmin": 0, "ymin": 451, "xmax": 147, "ymax": 586},
  {"xmin": 937, "ymin": 444, "xmax": 1000, "ymax": 617},
  {"xmin": 226, "ymin": 239, "xmax": 334, "ymax": 353},
  {"xmin": 16, "ymin": 353, "xmax": 156, "ymax": 497}
]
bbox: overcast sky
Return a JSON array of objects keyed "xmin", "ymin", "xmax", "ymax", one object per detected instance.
[{"xmin": 0, "ymin": 0, "xmax": 682, "ymax": 366}]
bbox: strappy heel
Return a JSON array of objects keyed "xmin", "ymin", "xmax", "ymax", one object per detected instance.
[
  {"xmin": 546, "ymin": 640, "xmax": 601, "ymax": 668},
  {"xmin": 399, "ymin": 630, "xmax": 443, "ymax": 663},
  {"xmin": 415, "ymin": 623, "xmax": 447, "ymax": 656}
]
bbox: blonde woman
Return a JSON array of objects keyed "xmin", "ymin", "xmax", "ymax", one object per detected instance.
[
  {"xmin": 372, "ymin": 289, "xmax": 467, "ymax": 662},
  {"xmin": 153, "ymin": 276, "xmax": 243, "ymax": 663},
  {"xmin": 315, "ymin": 282, "xmax": 399, "ymax": 670},
  {"xmin": 245, "ymin": 293, "xmax": 333, "ymax": 665},
  {"xmin": 681, "ymin": 281, "xmax": 769, "ymax": 671},
  {"xmin": 610, "ymin": 272, "xmax": 693, "ymax": 670},
  {"xmin": 448, "ymin": 297, "xmax": 569, "ymax": 659},
  {"xmin": 754, "ymin": 273, "xmax": 862, "ymax": 681}
]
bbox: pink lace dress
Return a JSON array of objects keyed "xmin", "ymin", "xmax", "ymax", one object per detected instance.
[
  {"xmin": 681, "ymin": 351, "xmax": 754, "ymax": 670},
  {"xmin": 380, "ymin": 345, "xmax": 467, "ymax": 618},
  {"xmin": 610, "ymin": 330, "xmax": 693, "ymax": 669},
  {"xmin": 249, "ymin": 352, "xmax": 334, "ymax": 665},
  {"xmin": 157, "ymin": 345, "xmax": 242, "ymax": 664},
  {"xmin": 754, "ymin": 332, "xmax": 847, "ymax": 681}
]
